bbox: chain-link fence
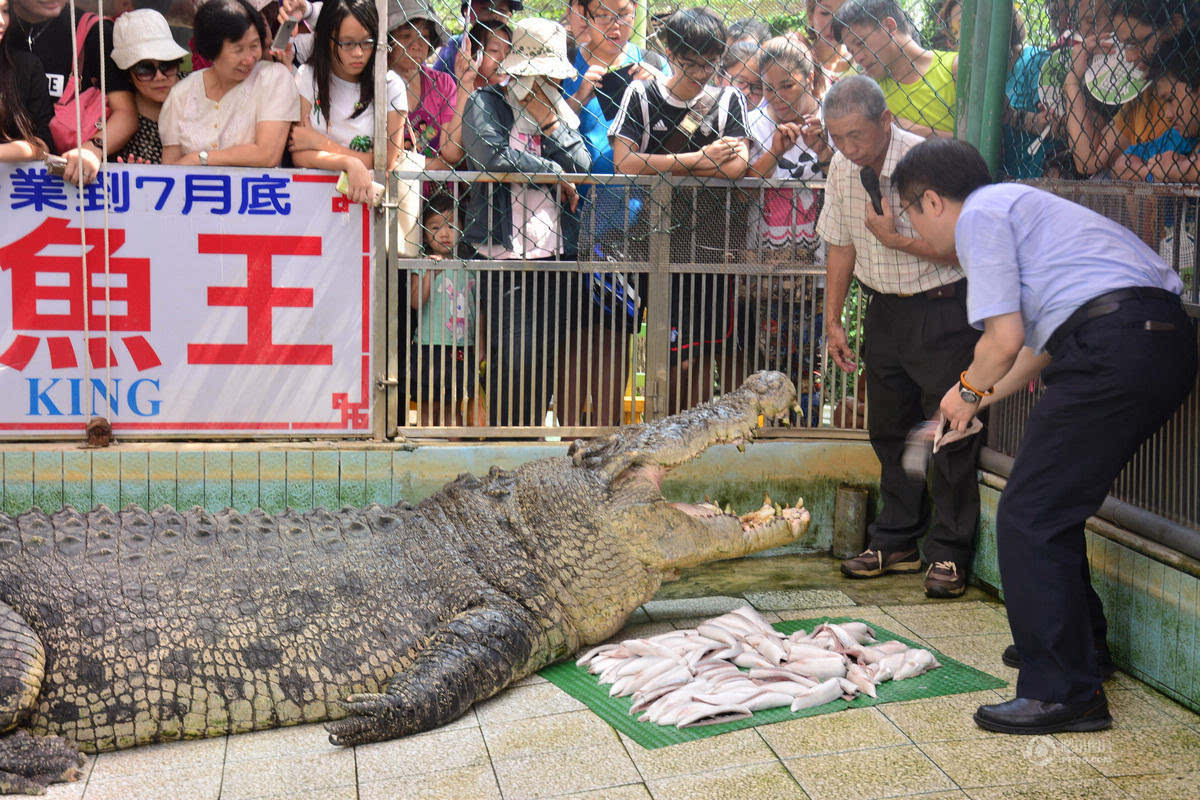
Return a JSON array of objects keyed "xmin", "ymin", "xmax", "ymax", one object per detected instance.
[{"xmin": 4, "ymin": 0, "xmax": 1198, "ymax": 443}]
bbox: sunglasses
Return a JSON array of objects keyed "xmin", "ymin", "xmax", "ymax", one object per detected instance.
[{"xmin": 130, "ymin": 59, "xmax": 182, "ymax": 80}]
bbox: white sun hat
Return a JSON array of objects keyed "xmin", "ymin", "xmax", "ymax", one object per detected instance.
[
  {"xmin": 111, "ymin": 9, "xmax": 189, "ymax": 71},
  {"xmin": 499, "ymin": 17, "xmax": 575, "ymax": 80}
]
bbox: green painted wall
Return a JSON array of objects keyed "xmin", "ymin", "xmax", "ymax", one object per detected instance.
[
  {"xmin": 3, "ymin": 443, "xmax": 1194, "ymax": 712},
  {"xmin": 0, "ymin": 442, "xmax": 880, "ymax": 555}
]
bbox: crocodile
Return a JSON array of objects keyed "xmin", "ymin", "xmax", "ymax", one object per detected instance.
[{"xmin": 0, "ymin": 371, "xmax": 808, "ymax": 794}]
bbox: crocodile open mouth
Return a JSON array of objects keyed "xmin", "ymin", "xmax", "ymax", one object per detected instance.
[{"xmin": 670, "ymin": 494, "xmax": 808, "ymax": 533}]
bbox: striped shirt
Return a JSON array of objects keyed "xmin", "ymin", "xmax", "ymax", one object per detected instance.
[{"xmin": 816, "ymin": 125, "xmax": 964, "ymax": 295}]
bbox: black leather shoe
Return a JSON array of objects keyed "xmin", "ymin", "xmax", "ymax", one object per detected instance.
[
  {"xmin": 974, "ymin": 691, "xmax": 1112, "ymax": 734},
  {"xmin": 1000, "ymin": 645, "xmax": 1117, "ymax": 679}
]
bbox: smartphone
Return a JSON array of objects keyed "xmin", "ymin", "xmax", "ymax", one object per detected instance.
[
  {"xmin": 45, "ymin": 154, "xmax": 67, "ymax": 177},
  {"xmin": 272, "ymin": 17, "xmax": 299, "ymax": 52}
]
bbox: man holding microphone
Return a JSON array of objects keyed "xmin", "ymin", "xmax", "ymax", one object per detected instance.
[
  {"xmin": 817, "ymin": 75, "xmax": 983, "ymax": 598},
  {"xmin": 892, "ymin": 137, "xmax": 1196, "ymax": 734}
]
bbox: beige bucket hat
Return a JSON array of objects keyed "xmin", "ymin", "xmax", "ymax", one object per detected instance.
[
  {"xmin": 386, "ymin": 0, "xmax": 450, "ymax": 48},
  {"xmin": 111, "ymin": 9, "xmax": 189, "ymax": 70},
  {"xmin": 500, "ymin": 17, "xmax": 575, "ymax": 80}
]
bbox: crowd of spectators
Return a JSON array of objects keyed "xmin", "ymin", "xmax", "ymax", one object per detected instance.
[
  {"xmin": 1, "ymin": 0, "xmax": 1197, "ymax": 426},
  {"xmin": 5, "ymin": 0, "xmax": 1197, "ymax": 228}
]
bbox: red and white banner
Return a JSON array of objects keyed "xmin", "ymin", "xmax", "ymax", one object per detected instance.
[{"xmin": 0, "ymin": 163, "xmax": 373, "ymax": 437}]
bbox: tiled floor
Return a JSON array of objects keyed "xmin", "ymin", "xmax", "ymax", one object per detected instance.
[{"xmin": 24, "ymin": 569, "xmax": 1200, "ymax": 800}]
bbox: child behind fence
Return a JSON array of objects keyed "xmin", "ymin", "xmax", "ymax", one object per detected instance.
[
  {"xmin": 409, "ymin": 192, "xmax": 478, "ymax": 427},
  {"xmin": 1118, "ymin": 26, "xmax": 1199, "ymax": 267},
  {"xmin": 1117, "ymin": 25, "xmax": 1200, "ymax": 182},
  {"xmin": 744, "ymin": 35, "xmax": 830, "ymax": 420},
  {"xmin": 747, "ymin": 34, "xmax": 832, "ymax": 262},
  {"xmin": 609, "ymin": 7, "xmax": 750, "ymax": 412}
]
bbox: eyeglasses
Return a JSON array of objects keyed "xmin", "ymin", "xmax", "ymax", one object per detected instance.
[
  {"xmin": 130, "ymin": 59, "xmax": 182, "ymax": 80},
  {"xmin": 336, "ymin": 38, "xmax": 376, "ymax": 53},
  {"xmin": 897, "ymin": 195, "xmax": 921, "ymax": 219},
  {"xmin": 731, "ymin": 76, "xmax": 763, "ymax": 94},
  {"xmin": 588, "ymin": 9, "xmax": 635, "ymax": 27},
  {"xmin": 675, "ymin": 56, "xmax": 717, "ymax": 76}
]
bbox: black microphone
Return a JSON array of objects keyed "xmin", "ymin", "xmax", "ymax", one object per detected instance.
[{"xmin": 860, "ymin": 166, "xmax": 884, "ymax": 215}]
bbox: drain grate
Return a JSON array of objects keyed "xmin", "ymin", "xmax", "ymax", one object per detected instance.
[{"xmin": 540, "ymin": 617, "xmax": 1007, "ymax": 749}]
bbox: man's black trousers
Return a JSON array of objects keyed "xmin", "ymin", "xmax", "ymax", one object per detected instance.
[
  {"xmin": 998, "ymin": 295, "xmax": 1196, "ymax": 702},
  {"xmin": 862, "ymin": 283, "xmax": 983, "ymax": 567}
]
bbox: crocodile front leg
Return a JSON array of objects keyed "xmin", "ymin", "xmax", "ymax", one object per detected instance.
[{"xmin": 325, "ymin": 600, "xmax": 540, "ymax": 746}]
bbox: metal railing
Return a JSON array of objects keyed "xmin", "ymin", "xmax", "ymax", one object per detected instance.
[{"xmin": 383, "ymin": 170, "xmax": 867, "ymax": 439}]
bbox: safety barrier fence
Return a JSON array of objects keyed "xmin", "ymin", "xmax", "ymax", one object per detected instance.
[{"xmin": 385, "ymin": 169, "xmax": 864, "ymax": 439}]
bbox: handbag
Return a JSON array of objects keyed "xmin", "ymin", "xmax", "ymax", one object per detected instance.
[
  {"xmin": 49, "ymin": 13, "xmax": 109, "ymax": 154},
  {"xmin": 392, "ymin": 119, "xmax": 424, "ymax": 258}
]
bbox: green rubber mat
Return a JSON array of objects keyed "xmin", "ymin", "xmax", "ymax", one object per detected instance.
[{"xmin": 539, "ymin": 616, "xmax": 1007, "ymax": 749}]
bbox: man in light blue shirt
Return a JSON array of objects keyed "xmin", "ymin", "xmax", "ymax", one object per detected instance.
[{"xmin": 893, "ymin": 138, "xmax": 1196, "ymax": 736}]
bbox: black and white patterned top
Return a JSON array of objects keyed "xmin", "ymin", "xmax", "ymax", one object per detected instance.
[{"xmin": 112, "ymin": 114, "xmax": 163, "ymax": 164}]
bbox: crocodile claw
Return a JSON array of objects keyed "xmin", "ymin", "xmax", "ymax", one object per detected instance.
[
  {"xmin": 0, "ymin": 730, "xmax": 85, "ymax": 795},
  {"xmin": 326, "ymin": 693, "xmax": 401, "ymax": 747}
]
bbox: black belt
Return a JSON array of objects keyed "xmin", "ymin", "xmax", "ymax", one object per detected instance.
[
  {"xmin": 861, "ymin": 279, "xmax": 964, "ymax": 300},
  {"xmin": 1046, "ymin": 286, "xmax": 1181, "ymax": 354}
]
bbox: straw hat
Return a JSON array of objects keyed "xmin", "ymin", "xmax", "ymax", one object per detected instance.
[
  {"xmin": 386, "ymin": 0, "xmax": 450, "ymax": 49},
  {"xmin": 500, "ymin": 18, "xmax": 574, "ymax": 80},
  {"xmin": 111, "ymin": 9, "xmax": 189, "ymax": 71}
]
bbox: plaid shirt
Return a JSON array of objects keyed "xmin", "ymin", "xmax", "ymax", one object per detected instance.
[{"xmin": 816, "ymin": 125, "xmax": 964, "ymax": 295}]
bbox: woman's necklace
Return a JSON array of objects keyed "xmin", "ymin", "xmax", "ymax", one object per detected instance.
[{"xmin": 14, "ymin": 15, "xmax": 50, "ymax": 50}]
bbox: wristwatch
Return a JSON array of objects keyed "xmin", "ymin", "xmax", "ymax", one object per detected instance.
[
  {"xmin": 958, "ymin": 370, "xmax": 992, "ymax": 405},
  {"xmin": 198, "ymin": 150, "xmax": 209, "ymax": 166}
]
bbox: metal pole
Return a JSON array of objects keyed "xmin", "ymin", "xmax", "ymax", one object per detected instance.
[
  {"xmin": 956, "ymin": 0, "xmax": 1011, "ymax": 174},
  {"xmin": 955, "ymin": 0, "xmax": 977, "ymax": 141},
  {"xmin": 372, "ymin": 0, "xmax": 391, "ymax": 440},
  {"xmin": 644, "ymin": 177, "xmax": 672, "ymax": 422},
  {"xmin": 978, "ymin": 0, "xmax": 1013, "ymax": 173}
]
